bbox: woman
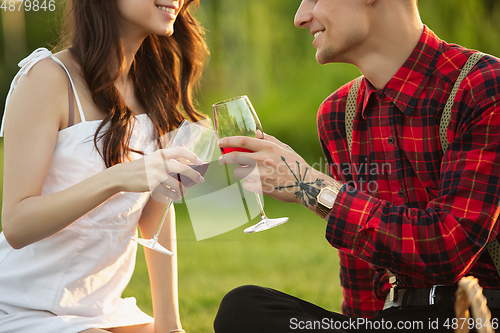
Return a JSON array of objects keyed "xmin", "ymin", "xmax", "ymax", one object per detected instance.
[{"xmin": 0, "ymin": 0, "xmax": 208, "ymax": 332}]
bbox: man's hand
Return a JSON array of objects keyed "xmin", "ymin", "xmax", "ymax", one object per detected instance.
[{"xmin": 218, "ymin": 133, "xmax": 335, "ymax": 209}]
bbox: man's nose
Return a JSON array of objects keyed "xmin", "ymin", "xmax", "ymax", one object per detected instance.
[{"xmin": 294, "ymin": 0, "xmax": 314, "ymax": 29}]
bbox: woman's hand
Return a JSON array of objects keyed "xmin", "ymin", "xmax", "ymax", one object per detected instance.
[
  {"xmin": 218, "ymin": 133, "xmax": 334, "ymax": 207},
  {"xmin": 111, "ymin": 147, "xmax": 205, "ymax": 202}
]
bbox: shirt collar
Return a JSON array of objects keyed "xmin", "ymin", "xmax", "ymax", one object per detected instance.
[{"xmin": 361, "ymin": 25, "xmax": 443, "ymax": 117}]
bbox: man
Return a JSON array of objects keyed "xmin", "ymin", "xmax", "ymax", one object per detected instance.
[{"xmin": 214, "ymin": 0, "xmax": 500, "ymax": 331}]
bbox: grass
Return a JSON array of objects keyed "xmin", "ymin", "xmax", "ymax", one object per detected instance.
[
  {"xmin": 0, "ymin": 138, "xmax": 343, "ymax": 332},
  {"xmin": 125, "ymin": 200, "xmax": 342, "ymax": 332}
]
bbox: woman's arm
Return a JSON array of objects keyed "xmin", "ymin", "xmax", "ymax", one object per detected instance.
[
  {"xmin": 1, "ymin": 59, "xmax": 203, "ymax": 249},
  {"xmin": 1, "ymin": 58, "xmax": 121, "ymax": 248},
  {"xmin": 138, "ymin": 197, "xmax": 182, "ymax": 332}
]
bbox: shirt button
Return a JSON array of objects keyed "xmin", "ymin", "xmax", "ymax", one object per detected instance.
[
  {"xmin": 399, "ymin": 189, "xmax": 405, "ymax": 198},
  {"xmin": 378, "ymin": 91, "xmax": 385, "ymax": 99},
  {"xmin": 388, "ymin": 137, "xmax": 395, "ymax": 145}
]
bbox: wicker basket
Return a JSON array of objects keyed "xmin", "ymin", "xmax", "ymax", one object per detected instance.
[{"xmin": 454, "ymin": 276, "xmax": 494, "ymax": 333}]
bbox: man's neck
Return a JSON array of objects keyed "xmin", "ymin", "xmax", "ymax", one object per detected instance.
[{"xmin": 353, "ymin": 4, "xmax": 424, "ymax": 90}]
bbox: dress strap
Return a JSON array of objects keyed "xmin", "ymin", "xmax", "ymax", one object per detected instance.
[
  {"xmin": 0, "ymin": 48, "xmax": 86, "ymax": 136},
  {"xmin": 49, "ymin": 56, "xmax": 86, "ymax": 124},
  {"xmin": 67, "ymin": 75, "xmax": 75, "ymax": 127}
]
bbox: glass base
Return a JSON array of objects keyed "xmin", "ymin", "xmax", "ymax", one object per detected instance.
[
  {"xmin": 131, "ymin": 236, "xmax": 174, "ymax": 256},
  {"xmin": 244, "ymin": 217, "xmax": 289, "ymax": 233}
]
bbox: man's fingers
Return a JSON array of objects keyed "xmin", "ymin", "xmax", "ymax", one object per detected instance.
[
  {"xmin": 233, "ymin": 164, "xmax": 259, "ymax": 180},
  {"xmin": 218, "ymin": 136, "xmax": 263, "ymax": 152},
  {"xmin": 260, "ymin": 132, "xmax": 295, "ymax": 152},
  {"xmin": 218, "ymin": 153, "xmax": 256, "ymax": 167}
]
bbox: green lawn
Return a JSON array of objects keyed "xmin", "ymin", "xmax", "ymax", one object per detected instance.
[
  {"xmin": 126, "ymin": 200, "xmax": 342, "ymax": 332},
  {"xmin": 0, "ymin": 139, "xmax": 342, "ymax": 332}
]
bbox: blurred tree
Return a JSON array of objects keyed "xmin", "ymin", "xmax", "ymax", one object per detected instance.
[
  {"xmin": 0, "ymin": 5, "xmax": 60, "ymax": 122},
  {"xmin": 1, "ymin": 0, "xmax": 499, "ymax": 164},
  {"xmin": 196, "ymin": 0, "xmax": 500, "ymax": 162},
  {"xmin": 1, "ymin": 9, "xmax": 27, "ymax": 117},
  {"xmin": 2, "ymin": 10, "xmax": 27, "ymax": 68}
]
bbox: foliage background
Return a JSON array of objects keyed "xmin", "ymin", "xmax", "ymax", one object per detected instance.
[{"xmin": 0, "ymin": 0, "xmax": 500, "ymax": 331}]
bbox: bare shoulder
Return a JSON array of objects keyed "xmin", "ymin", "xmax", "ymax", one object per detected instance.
[
  {"xmin": 4, "ymin": 53, "xmax": 70, "ymax": 134},
  {"xmin": 18, "ymin": 55, "xmax": 68, "ymax": 88},
  {"xmin": 10, "ymin": 53, "xmax": 69, "ymax": 105}
]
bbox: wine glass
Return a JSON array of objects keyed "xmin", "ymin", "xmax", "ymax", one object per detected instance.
[
  {"xmin": 132, "ymin": 120, "xmax": 216, "ymax": 255},
  {"xmin": 212, "ymin": 95, "xmax": 289, "ymax": 233}
]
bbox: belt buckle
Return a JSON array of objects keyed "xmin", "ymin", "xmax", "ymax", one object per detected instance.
[
  {"xmin": 389, "ymin": 276, "xmax": 398, "ymax": 302},
  {"xmin": 429, "ymin": 285, "xmax": 437, "ymax": 305},
  {"xmin": 389, "ymin": 286, "xmax": 396, "ymax": 303}
]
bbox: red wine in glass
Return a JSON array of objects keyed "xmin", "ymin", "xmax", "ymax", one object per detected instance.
[
  {"xmin": 220, "ymin": 147, "xmax": 253, "ymax": 154},
  {"xmin": 212, "ymin": 95, "xmax": 288, "ymax": 233},
  {"xmin": 170, "ymin": 162, "xmax": 210, "ymax": 189}
]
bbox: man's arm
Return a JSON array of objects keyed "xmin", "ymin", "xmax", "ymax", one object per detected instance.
[
  {"xmin": 217, "ymin": 133, "xmax": 338, "ymax": 220},
  {"xmin": 218, "ymin": 93, "xmax": 500, "ymax": 287},
  {"xmin": 323, "ymin": 90, "xmax": 500, "ymax": 285}
]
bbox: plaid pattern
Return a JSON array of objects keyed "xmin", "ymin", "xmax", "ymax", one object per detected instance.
[{"xmin": 317, "ymin": 26, "xmax": 500, "ymax": 318}]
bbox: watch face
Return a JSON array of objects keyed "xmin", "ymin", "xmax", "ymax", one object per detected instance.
[{"xmin": 319, "ymin": 188, "xmax": 336, "ymax": 208}]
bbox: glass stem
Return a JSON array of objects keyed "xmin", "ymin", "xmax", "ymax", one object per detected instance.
[
  {"xmin": 254, "ymin": 193, "xmax": 267, "ymax": 219},
  {"xmin": 152, "ymin": 199, "xmax": 174, "ymax": 243}
]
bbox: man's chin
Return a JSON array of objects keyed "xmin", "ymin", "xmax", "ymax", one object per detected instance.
[
  {"xmin": 316, "ymin": 49, "xmax": 345, "ymax": 65},
  {"xmin": 315, "ymin": 52, "xmax": 329, "ymax": 65}
]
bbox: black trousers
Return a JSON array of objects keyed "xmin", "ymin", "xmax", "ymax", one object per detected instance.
[{"xmin": 214, "ymin": 285, "xmax": 500, "ymax": 333}]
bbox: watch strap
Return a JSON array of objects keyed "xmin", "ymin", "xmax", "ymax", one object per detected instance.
[
  {"xmin": 316, "ymin": 182, "xmax": 343, "ymax": 218},
  {"xmin": 316, "ymin": 202, "xmax": 332, "ymax": 218}
]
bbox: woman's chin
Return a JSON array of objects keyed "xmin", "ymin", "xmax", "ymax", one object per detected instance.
[{"xmin": 160, "ymin": 26, "xmax": 175, "ymax": 37}]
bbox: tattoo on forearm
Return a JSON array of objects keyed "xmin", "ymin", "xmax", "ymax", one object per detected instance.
[{"xmin": 275, "ymin": 156, "xmax": 326, "ymax": 207}]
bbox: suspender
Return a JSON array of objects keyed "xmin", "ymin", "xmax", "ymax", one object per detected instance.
[{"xmin": 344, "ymin": 52, "xmax": 500, "ymax": 277}]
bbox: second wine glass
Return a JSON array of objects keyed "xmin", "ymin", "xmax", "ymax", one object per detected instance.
[
  {"xmin": 213, "ymin": 95, "xmax": 289, "ymax": 233},
  {"xmin": 132, "ymin": 119, "xmax": 216, "ymax": 255}
]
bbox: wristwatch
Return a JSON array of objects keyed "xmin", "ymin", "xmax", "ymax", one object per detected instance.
[{"xmin": 315, "ymin": 182, "xmax": 343, "ymax": 218}]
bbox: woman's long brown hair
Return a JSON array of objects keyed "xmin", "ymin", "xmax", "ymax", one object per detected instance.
[{"xmin": 66, "ymin": 0, "xmax": 208, "ymax": 167}]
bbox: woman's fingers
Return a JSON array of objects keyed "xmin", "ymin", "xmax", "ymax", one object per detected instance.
[
  {"xmin": 151, "ymin": 182, "xmax": 182, "ymax": 203},
  {"xmin": 144, "ymin": 149, "xmax": 206, "ymax": 202},
  {"xmin": 160, "ymin": 147, "xmax": 203, "ymax": 165},
  {"xmin": 165, "ymin": 161, "xmax": 205, "ymax": 189}
]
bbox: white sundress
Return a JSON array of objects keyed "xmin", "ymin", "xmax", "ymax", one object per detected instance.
[{"xmin": 0, "ymin": 48, "xmax": 156, "ymax": 332}]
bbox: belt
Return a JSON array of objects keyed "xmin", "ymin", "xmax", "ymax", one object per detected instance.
[{"xmin": 383, "ymin": 285, "xmax": 500, "ymax": 310}]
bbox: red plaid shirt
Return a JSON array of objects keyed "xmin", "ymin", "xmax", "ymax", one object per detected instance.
[{"xmin": 318, "ymin": 26, "xmax": 500, "ymax": 318}]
